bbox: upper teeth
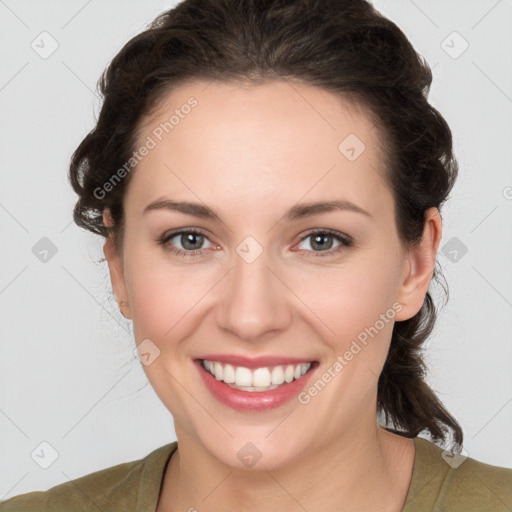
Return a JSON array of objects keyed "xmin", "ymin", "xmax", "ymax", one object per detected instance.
[{"xmin": 202, "ymin": 359, "xmax": 311, "ymax": 387}]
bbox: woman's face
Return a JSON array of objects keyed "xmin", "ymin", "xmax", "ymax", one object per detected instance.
[{"xmin": 104, "ymin": 80, "xmax": 437, "ymax": 469}]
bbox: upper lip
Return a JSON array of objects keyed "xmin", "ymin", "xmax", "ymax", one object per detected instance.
[{"xmin": 197, "ymin": 354, "xmax": 316, "ymax": 369}]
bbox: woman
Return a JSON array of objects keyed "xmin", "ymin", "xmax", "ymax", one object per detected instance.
[{"xmin": 2, "ymin": 0, "xmax": 511, "ymax": 511}]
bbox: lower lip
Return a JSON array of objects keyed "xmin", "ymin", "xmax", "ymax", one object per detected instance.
[{"xmin": 195, "ymin": 360, "xmax": 318, "ymax": 412}]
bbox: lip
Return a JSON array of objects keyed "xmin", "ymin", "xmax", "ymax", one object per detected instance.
[
  {"xmin": 194, "ymin": 358, "xmax": 318, "ymax": 412},
  {"xmin": 197, "ymin": 354, "xmax": 315, "ymax": 369}
]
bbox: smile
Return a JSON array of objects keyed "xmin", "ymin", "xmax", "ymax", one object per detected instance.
[
  {"xmin": 195, "ymin": 357, "xmax": 318, "ymax": 412},
  {"xmin": 202, "ymin": 359, "xmax": 312, "ymax": 392}
]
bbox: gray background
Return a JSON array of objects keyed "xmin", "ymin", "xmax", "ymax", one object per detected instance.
[{"xmin": 0, "ymin": 0, "xmax": 511, "ymax": 498}]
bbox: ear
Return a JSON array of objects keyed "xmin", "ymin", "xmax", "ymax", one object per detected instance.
[
  {"xmin": 394, "ymin": 207, "xmax": 442, "ymax": 322},
  {"xmin": 102, "ymin": 209, "xmax": 131, "ymax": 319}
]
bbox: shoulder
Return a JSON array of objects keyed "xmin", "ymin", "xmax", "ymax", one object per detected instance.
[
  {"xmin": 0, "ymin": 442, "xmax": 177, "ymax": 512},
  {"xmin": 403, "ymin": 436, "xmax": 512, "ymax": 512}
]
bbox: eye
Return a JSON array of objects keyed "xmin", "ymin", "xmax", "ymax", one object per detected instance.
[
  {"xmin": 157, "ymin": 227, "xmax": 353, "ymax": 259},
  {"xmin": 295, "ymin": 229, "xmax": 353, "ymax": 257},
  {"xmin": 158, "ymin": 228, "xmax": 215, "ymax": 257}
]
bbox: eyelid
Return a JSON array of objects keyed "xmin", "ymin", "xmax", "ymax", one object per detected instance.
[
  {"xmin": 159, "ymin": 227, "xmax": 215, "ymax": 248},
  {"xmin": 297, "ymin": 228, "xmax": 353, "ymax": 245},
  {"xmin": 293, "ymin": 228, "xmax": 353, "ymax": 257}
]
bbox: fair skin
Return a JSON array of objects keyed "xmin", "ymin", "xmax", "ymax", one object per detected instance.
[{"xmin": 103, "ymin": 80, "xmax": 442, "ymax": 511}]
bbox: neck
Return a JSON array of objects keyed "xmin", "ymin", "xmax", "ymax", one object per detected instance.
[{"xmin": 158, "ymin": 423, "xmax": 415, "ymax": 512}]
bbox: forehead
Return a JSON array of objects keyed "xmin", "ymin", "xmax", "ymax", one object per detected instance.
[{"xmin": 127, "ymin": 80, "xmax": 391, "ymax": 219}]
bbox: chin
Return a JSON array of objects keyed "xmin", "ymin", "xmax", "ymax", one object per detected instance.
[{"xmin": 200, "ymin": 432, "xmax": 307, "ymax": 472}]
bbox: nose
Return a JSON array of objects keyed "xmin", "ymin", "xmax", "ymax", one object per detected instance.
[{"xmin": 215, "ymin": 246, "xmax": 293, "ymax": 342}]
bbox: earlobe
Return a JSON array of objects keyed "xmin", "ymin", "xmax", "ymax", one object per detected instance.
[
  {"xmin": 102, "ymin": 209, "xmax": 131, "ymax": 319},
  {"xmin": 394, "ymin": 207, "xmax": 442, "ymax": 322}
]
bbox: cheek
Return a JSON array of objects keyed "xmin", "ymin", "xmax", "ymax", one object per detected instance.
[
  {"xmin": 125, "ymin": 250, "xmax": 219, "ymax": 344},
  {"xmin": 123, "ymin": 254, "xmax": 220, "ymax": 417},
  {"xmin": 293, "ymin": 259, "xmax": 400, "ymax": 347}
]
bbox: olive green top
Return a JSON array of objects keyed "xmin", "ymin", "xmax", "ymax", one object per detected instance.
[{"xmin": 1, "ymin": 437, "xmax": 511, "ymax": 511}]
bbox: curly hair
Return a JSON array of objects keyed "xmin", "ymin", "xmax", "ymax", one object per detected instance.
[{"xmin": 69, "ymin": 0, "xmax": 462, "ymax": 449}]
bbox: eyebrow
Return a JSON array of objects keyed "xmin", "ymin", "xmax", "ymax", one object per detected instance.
[{"xmin": 143, "ymin": 198, "xmax": 371, "ymax": 221}]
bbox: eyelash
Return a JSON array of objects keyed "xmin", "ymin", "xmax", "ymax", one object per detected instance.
[{"xmin": 157, "ymin": 227, "xmax": 353, "ymax": 258}]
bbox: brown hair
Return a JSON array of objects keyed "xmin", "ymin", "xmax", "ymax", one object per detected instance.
[{"xmin": 69, "ymin": 0, "xmax": 462, "ymax": 449}]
